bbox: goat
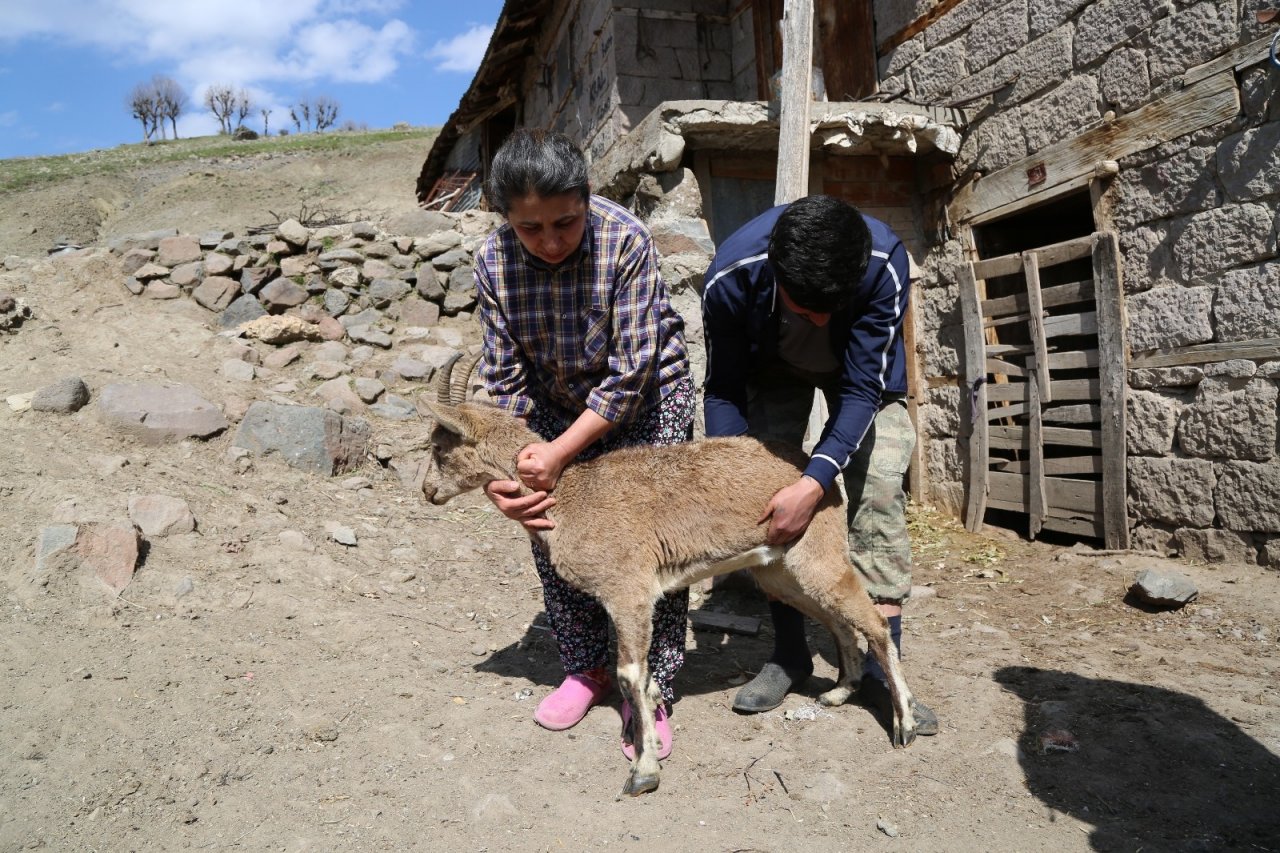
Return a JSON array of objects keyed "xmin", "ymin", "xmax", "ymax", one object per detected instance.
[{"xmin": 418, "ymin": 356, "xmax": 917, "ymax": 797}]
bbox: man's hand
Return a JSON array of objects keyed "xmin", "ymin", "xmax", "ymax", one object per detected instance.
[
  {"xmin": 484, "ymin": 479, "xmax": 556, "ymax": 533},
  {"xmin": 516, "ymin": 442, "xmax": 569, "ymax": 492},
  {"xmin": 758, "ymin": 476, "xmax": 825, "ymax": 545}
]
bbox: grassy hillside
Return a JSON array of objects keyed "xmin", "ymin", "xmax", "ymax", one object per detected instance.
[{"xmin": 0, "ymin": 126, "xmax": 439, "ymax": 195}]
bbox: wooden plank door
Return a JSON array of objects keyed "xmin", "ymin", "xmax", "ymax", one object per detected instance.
[{"xmin": 959, "ymin": 232, "xmax": 1129, "ymax": 548}]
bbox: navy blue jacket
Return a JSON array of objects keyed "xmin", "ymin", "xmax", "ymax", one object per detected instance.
[{"xmin": 701, "ymin": 204, "xmax": 911, "ymax": 491}]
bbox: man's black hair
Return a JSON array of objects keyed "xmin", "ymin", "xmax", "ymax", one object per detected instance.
[
  {"xmin": 483, "ymin": 129, "xmax": 590, "ymax": 215},
  {"xmin": 767, "ymin": 194, "xmax": 872, "ymax": 314}
]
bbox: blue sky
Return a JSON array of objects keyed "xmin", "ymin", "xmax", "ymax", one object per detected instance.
[{"xmin": 0, "ymin": 0, "xmax": 506, "ymax": 160}]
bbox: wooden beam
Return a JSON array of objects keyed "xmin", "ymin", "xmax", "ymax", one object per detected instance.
[
  {"xmin": 1042, "ymin": 403, "xmax": 1101, "ymax": 424},
  {"xmin": 774, "ymin": 0, "xmax": 814, "ymax": 205},
  {"xmin": 950, "ymin": 73, "xmax": 1240, "ymax": 223},
  {"xmin": 989, "ymin": 425, "xmax": 1102, "ymax": 450},
  {"xmin": 1184, "ymin": 33, "xmax": 1279, "ymax": 85},
  {"xmin": 1029, "ymin": 349, "xmax": 1100, "ymax": 371},
  {"xmin": 986, "ymin": 378, "xmax": 1099, "ymax": 402},
  {"xmin": 1092, "ymin": 231, "xmax": 1130, "ymax": 550},
  {"xmin": 1030, "ymin": 234, "xmax": 1097, "ymax": 269},
  {"xmin": 992, "ymin": 455, "xmax": 1103, "ymax": 475},
  {"xmin": 968, "ymin": 170, "xmax": 1095, "ymax": 227},
  {"xmin": 958, "ymin": 261, "xmax": 989, "ymax": 532},
  {"xmin": 1044, "ymin": 310, "xmax": 1098, "ymax": 339},
  {"xmin": 986, "ymin": 357, "xmax": 1028, "ymax": 377},
  {"xmin": 982, "ymin": 279, "xmax": 1095, "ymax": 319},
  {"xmin": 1040, "ymin": 514, "xmax": 1104, "ymax": 538},
  {"xmin": 989, "ymin": 471, "xmax": 1103, "ymax": 516},
  {"xmin": 1128, "ymin": 338, "xmax": 1280, "ymax": 369},
  {"xmin": 1028, "ymin": 371, "xmax": 1046, "ymax": 538},
  {"xmin": 1023, "ymin": 253, "xmax": 1052, "ymax": 402},
  {"xmin": 903, "ymin": 296, "xmax": 926, "ymax": 500}
]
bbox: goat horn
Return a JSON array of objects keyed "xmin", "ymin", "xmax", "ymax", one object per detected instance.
[
  {"xmin": 433, "ymin": 352, "xmax": 464, "ymax": 404},
  {"xmin": 449, "ymin": 352, "xmax": 483, "ymax": 405}
]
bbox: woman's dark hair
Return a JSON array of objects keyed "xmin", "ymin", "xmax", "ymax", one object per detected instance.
[
  {"xmin": 767, "ymin": 194, "xmax": 872, "ymax": 313},
  {"xmin": 483, "ymin": 129, "xmax": 590, "ymax": 214}
]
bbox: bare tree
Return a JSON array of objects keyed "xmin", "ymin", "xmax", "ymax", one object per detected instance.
[
  {"xmin": 152, "ymin": 75, "xmax": 188, "ymax": 140},
  {"xmin": 127, "ymin": 82, "xmax": 160, "ymax": 142},
  {"xmin": 235, "ymin": 88, "xmax": 253, "ymax": 130},
  {"xmin": 289, "ymin": 107, "xmax": 301, "ymax": 133},
  {"xmin": 261, "ymin": 108, "xmax": 272, "ymax": 137},
  {"xmin": 313, "ymin": 95, "xmax": 340, "ymax": 132},
  {"xmin": 204, "ymin": 85, "xmax": 236, "ymax": 134},
  {"xmin": 294, "ymin": 100, "xmax": 312, "ymax": 132}
]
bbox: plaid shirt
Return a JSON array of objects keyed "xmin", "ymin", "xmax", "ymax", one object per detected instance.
[{"xmin": 474, "ymin": 195, "xmax": 689, "ymax": 426}]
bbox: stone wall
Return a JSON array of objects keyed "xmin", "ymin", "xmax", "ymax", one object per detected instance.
[
  {"xmin": 880, "ymin": 1, "xmax": 1280, "ymax": 565},
  {"xmin": 519, "ymin": 1, "xmax": 739, "ymax": 162}
]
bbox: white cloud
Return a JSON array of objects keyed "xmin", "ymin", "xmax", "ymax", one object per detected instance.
[
  {"xmin": 0, "ymin": 111, "xmax": 19, "ymax": 127},
  {"xmin": 46, "ymin": 101, "xmax": 66, "ymax": 113},
  {"xmin": 427, "ymin": 24, "xmax": 493, "ymax": 73}
]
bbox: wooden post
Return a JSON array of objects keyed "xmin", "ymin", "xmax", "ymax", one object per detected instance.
[
  {"xmin": 774, "ymin": 0, "xmax": 814, "ymax": 205},
  {"xmin": 1022, "ymin": 253, "xmax": 1052, "ymax": 403},
  {"xmin": 958, "ymin": 261, "xmax": 989, "ymax": 531},
  {"xmin": 1092, "ymin": 231, "xmax": 1130, "ymax": 549}
]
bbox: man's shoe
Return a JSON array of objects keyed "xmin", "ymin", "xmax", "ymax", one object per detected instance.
[
  {"xmin": 533, "ymin": 672, "xmax": 611, "ymax": 731},
  {"xmin": 859, "ymin": 676, "xmax": 939, "ymax": 736},
  {"xmin": 731, "ymin": 661, "xmax": 813, "ymax": 713}
]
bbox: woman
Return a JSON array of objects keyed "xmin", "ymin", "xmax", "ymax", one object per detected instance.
[{"xmin": 472, "ymin": 129, "xmax": 693, "ymax": 760}]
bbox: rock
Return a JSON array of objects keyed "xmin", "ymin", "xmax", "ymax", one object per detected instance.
[
  {"xmin": 389, "ymin": 356, "xmax": 432, "ymax": 381},
  {"xmin": 144, "ymin": 282, "xmax": 182, "ymax": 299},
  {"xmin": 241, "ymin": 315, "xmax": 324, "ymax": 345},
  {"xmin": 386, "ymin": 209, "xmax": 455, "ymax": 237},
  {"xmin": 278, "ymin": 530, "xmax": 316, "ymax": 553},
  {"xmin": 876, "ymin": 818, "xmax": 901, "ymax": 838},
  {"xmin": 431, "ymin": 248, "xmax": 471, "ymax": 271},
  {"xmin": 200, "ymin": 230, "xmax": 232, "ymax": 249},
  {"xmin": 347, "ymin": 325, "xmax": 393, "ymax": 348},
  {"xmin": 312, "ymin": 341, "xmax": 350, "ymax": 362},
  {"xmin": 35, "ymin": 524, "xmax": 79, "ymax": 571},
  {"xmin": 276, "ymin": 218, "xmax": 310, "ymax": 249},
  {"xmin": 193, "ymin": 276, "xmax": 242, "ymax": 312},
  {"xmin": 323, "ymin": 289, "xmax": 351, "ymax": 316},
  {"xmin": 128, "ymin": 495, "xmax": 196, "ymax": 537},
  {"xmin": 31, "ymin": 376, "xmax": 90, "ymax": 413},
  {"xmin": 204, "ymin": 252, "xmax": 234, "ymax": 276},
  {"xmin": 232, "ymin": 402, "xmax": 370, "ymax": 475},
  {"xmin": 218, "ymin": 295, "xmax": 268, "ymax": 330},
  {"xmin": 240, "ymin": 266, "xmax": 275, "ymax": 295},
  {"xmin": 325, "ymin": 522, "xmax": 358, "ymax": 546},
  {"xmin": 368, "ymin": 278, "xmax": 411, "ymax": 307},
  {"xmin": 156, "ymin": 235, "xmax": 202, "ymax": 268},
  {"xmin": 222, "ymin": 359, "xmax": 256, "ymax": 381},
  {"xmin": 98, "ymin": 382, "xmax": 229, "ymax": 444},
  {"xmin": 354, "ymin": 378, "xmax": 385, "ymax": 403},
  {"xmin": 119, "ymin": 248, "xmax": 156, "ymax": 276},
  {"xmin": 1129, "ymin": 567, "xmax": 1199, "ymax": 608},
  {"xmin": 307, "ymin": 360, "xmax": 350, "ymax": 380},
  {"xmin": 262, "ymin": 343, "xmax": 304, "ymax": 370},
  {"xmin": 75, "ymin": 523, "xmax": 141, "ymax": 594},
  {"xmin": 414, "ymin": 229, "xmax": 463, "ymax": 257},
  {"xmin": 369, "ymin": 395, "xmax": 417, "ymax": 420},
  {"xmin": 259, "ymin": 278, "xmax": 309, "ymax": 312},
  {"xmin": 169, "ymin": 261, "xmax": 203, "ymax": 288},
  {"xmin": 279, "ymin": 255, "xmax": 314, "ymax": 278}
]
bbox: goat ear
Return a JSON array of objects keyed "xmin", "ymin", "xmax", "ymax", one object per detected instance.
[{"xmin": 420, "ymin": 399, "xmax": 471, "ymax": 439}]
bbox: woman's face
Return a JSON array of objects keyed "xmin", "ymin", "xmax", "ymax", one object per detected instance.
[{"xmin": 506, "ymin": 191, "xmax": 588, "ymax": 266}]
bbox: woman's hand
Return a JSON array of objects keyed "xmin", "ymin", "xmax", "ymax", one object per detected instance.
[
  {"xmin": 516, "ymin": 442, "xmax": 570, "ymax": 492},
  {"xmin": 757, "ymin": 476, "xmax": 825, "ymax": 545},
  {"xmin": 483, "ymin": 479, "xmax": 557, "ymax": 532}
]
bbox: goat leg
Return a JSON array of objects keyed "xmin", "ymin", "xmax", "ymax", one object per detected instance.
[{"xmin": 614, "ymin": 628, "xmax": 662, "ymax": 798}]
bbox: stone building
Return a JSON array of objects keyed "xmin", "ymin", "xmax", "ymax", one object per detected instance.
[{"xmin": 417, "ymin": 0, "xmax": 1280, "ymax": 568}]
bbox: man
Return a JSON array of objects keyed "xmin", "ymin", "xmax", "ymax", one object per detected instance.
[{"xmin": 701, "ymin": 194, "xmax": 938, "ymax": 734}]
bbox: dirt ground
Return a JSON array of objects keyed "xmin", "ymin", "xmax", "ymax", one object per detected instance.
[{"xmin": 1, "ymin": 141, "xmax": 1278, "ymax": 853}]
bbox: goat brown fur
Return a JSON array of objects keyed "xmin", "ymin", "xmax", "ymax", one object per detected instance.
[{"xmin": 420, "ymin": 398, "xmax": 918, "ymax": 798}]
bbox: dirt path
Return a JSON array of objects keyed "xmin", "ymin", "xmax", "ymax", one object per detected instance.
[{"xmin": 0, "ymin": 146, "xmax": 1277, "ymax": 853}]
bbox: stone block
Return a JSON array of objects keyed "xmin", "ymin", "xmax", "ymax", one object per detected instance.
[
  {"xmin": 1178, "ymin": 377, "xmax": 1277, "ymax": 462},
  {"xmin": 414, "ymin": 229, "xmax": 463, "ymax": 258},
  {"xmin": 1127, "ymin": 456, "xmax": 1216, "ymax": 527},
  {"xmin": 169, "ymin": 261, "xmax": 203, "ymax": 289},
  {"xmin": 232, "ymin": 402, "xmax": 370, "ymax": 476},
  {"xmin": 362, "ymin": 258, "xmax": 395, "ymax": 281},
  {"xmin": 965, "ymin": 0, "xmax": 1028, "ymax": 73},
  {"xmin": 1098, "ymin": 47, "xmax": 1151, "ymax": 112},
  {"xmin": 328, "ymin": 265, "xmax": 360, "ymax": 289},
  {"xmin": 368, "ymin": 278, "xmax": 412, "ymax": 307},
  {"xmin": 400, "ymin": 296, "xmax": 441, "ymax": 328},
  {"xmin": 923, "ymin": 0, "xmax": 1002, "ymax": 48},
  {"xmin": 1263, "ymin": 535, "xmax": 1280, "ymax": 569},
  {"xmin": 133, "ymin": 262, "xmax": 170, "ymax": 281},
  {"xmin": 1007, "ymin": 27, "xmax": 1073, "ymax": 103},
  {"xmin": 908, "ymin": 40, "xmax": 967, "ymax": 102},
  {"xmin": 1112, "ymin": 145, "xmax": 1220, "ymax": 230},
  {"xmin": 218, "ymin": 295, "xmax": 267, "ymax": 330},
  {"xmin": 430, "ymin": 249, "xmax": 471, "ymax": 271},
  {"xmin": 1129, "ymin": 567, "xmax": 1198, "ymax": 607},
  {"xmin": 323, "ymin": 288, "xmax": 351, "ymax": 316},
  {"xmin": 1118, "ymin": 225, "xmax": 1173, "ymax": 293},
  {"xmin": 1174, "ymin": 204, "xmax": 1278, "ymax": 284},
  {"xmin": 1173, "ymin": 527, "xmax": 1257, "ymax": 565},
  {"xmin": 650, "ymin": 218, "xmax": 714, "ymax": 257},
  {"xmin": 446, "ymin": 267, "xmax": 475, "ymax": 295},
  {"xmin": 119, "ymin": 248, "xmax": 155, "ymax": 276},
  {"xmin": 193, "ymin": 275, "xmax": 241, "ymax": 312},
  {"xmin": 1020, "ymin": 76, "xmax": 1101, "ymax": 154},
  {"xmin": 1074, "ymin": 0, "xmax": 1163, "ymax": 66},
  {"xmin": 1029, "ymin": 0, "xmax": 1090, "ymax": 38},
  {"xmin": 1147, "ymin": 2, "xmax": 1238, "ymax": 85},
  {"xmin": 1129, "ymin": 366, "xmax": 1203, "ymax": 389},
  {"xmin": 1203, "ymin": 360, "xmax": 1258, "ymax": 379},
  {"xmin": 145, "ymin": 282, "xmax": 181, "ymax": 299},
  {"xmin": 973, "ymin": 107, "xmax": 1029, "ymax": 171},
  {"xmin": 240, "ymin": 266, "xmax": 275, "ymax": 294},
  {"xmin": 1129, "ymin": 522, "xmax": 1176, "ymax": 555},
  {"xmin": 1216, "ymin": 122, "xmax": 1280, "ymax": 204},
  {"xmin": 156, "ymin": 235, "xmax": 202, "ymax": 268},
  {"xmin": 1126, "ymin": 389, "xmax": 1180, "ymax": 455},
  {"xmin": 1218, "ymin": 460, "xmax": 1280, "ymax": 532},
  {"xmin": 276, "ymin": 218, "xmax": 310, "ymax": 249},
  {"xmin": 1126, "ymin": 286, "xmax": 1212, "ymax": 352},
  {"xmin": 280, "ymin": 255, "xmax": 314, "ymax": 278},
  {"xmin": 1212, "ymin": 262, "xmax": 1280, "ymax": 343},
  {"xmin": 98, "ymin": 382, "xmax": 228, "ymax": 444}
]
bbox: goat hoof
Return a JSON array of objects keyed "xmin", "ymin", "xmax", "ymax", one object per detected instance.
[
  {"xmin": 893, "ymin": 721, "xmax": 918, "ymax": 749},
  {"xmin": 618, "ymin": 769, "xmax": 660, "ymax": 798}
]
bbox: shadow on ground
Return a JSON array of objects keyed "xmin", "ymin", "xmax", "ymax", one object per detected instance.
[{"xmin": 995, "ymin": 666, "xmax": 1280, "ymax": 852}]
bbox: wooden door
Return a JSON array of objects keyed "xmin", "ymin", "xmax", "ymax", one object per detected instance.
[{"xmin": 958, "ymin": 232, "xmax": 1129, "ymax": 548}]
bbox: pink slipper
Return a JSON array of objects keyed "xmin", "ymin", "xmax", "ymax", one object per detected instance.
[
  {"xmin": 621, "ymin": 701, "xmax": 673, "ymax": 761},
  {"xmin": 533, "ymin": 672, "xmax": 611, "ymax": 731}
]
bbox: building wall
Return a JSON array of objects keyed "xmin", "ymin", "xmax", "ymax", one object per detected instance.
[
  {"xmin": 879, "ymin": 0, "xmax": 1280, "ymax": 565},
  {"xmin": 516, "ymin": 1, "xmax": 742, "ymax": 163}
]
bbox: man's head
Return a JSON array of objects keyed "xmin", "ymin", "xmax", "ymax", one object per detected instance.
[
  {"xmin": 483, "ymin": 129, "xmax": 590, "ymax": 216},
  {"xmin": 768, "ymin": 195, "xmax": 872, "ymax": 316}
]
